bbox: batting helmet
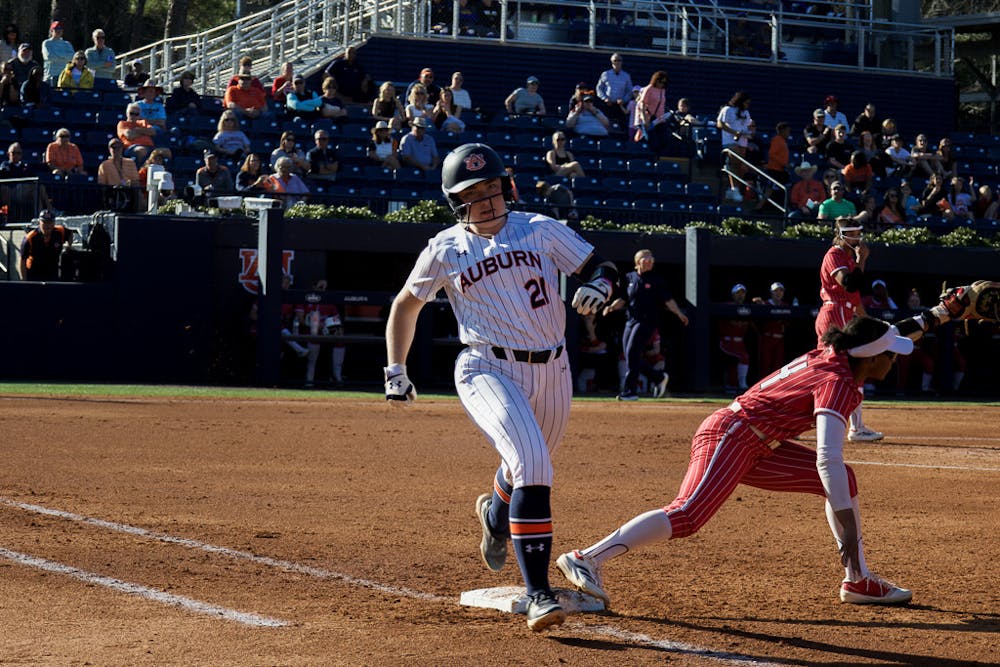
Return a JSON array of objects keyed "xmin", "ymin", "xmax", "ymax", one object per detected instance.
[{"xmin": 441, "ymin": 143, "xmax": 514, "ymax": 218}]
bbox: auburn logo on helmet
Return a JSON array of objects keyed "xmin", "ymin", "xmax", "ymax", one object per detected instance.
[{"xmin": 464, "ymin": 153, "xmax": 487, "ymax": 171}]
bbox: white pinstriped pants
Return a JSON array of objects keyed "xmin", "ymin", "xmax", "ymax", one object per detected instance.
[{"xmin": 454, "ymin": 344, "xmax": 571, "ymax": 488}]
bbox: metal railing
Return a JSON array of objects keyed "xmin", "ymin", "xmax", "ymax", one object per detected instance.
[
  {"xmin": 116, "ymin": 0, "xmax": 952, "ymax": 98},
  {"xmin": 720, "ymin": 146, "xmax": 788, "ymax": 220}
]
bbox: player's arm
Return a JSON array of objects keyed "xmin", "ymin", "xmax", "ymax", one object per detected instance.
[
  {"xmin": 664, "ymin": 297, "xmax": 689, "ymax": 326},
  {"xmin": 570, "ymin": 252, "xmax": 619, "ymax": 315},
  {"xmin": 384, "ymin": 289, "xmax": 424, "ymax": 404}
]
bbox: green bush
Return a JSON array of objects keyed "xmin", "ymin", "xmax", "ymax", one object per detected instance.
[
  {"xmin": 719, "ymin": 217, "xmax": 774, "ymax": 237},
  {"xmin": 579, "ymin": 215, "xmax": 621, "ymax": 231},
  {"xmin": 875, "ymin": 226, "xmax": 939, "ymax": 246},
  {"xmin": 383, "ymin": 200, "xmax": 454, "ymax": 224},
  {"xmin": 782, "ymin": 222, "xmax": 830, "ymax": 240},
  {"xmin": 285, "ymin": 202, "xmax": 380, "ymax": 221},
  {"xmin": 939, "ymin": 226, "xmax": 991, "ymax": 248}
]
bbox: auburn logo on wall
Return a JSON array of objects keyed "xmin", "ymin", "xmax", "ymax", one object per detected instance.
[{"xmin": 238, "ymin": 248, "xmax": 295, "ymax": 294}]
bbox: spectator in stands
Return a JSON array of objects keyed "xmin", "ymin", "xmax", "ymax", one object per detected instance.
[
  {"xmin": 57, "ymin": 51, "xmax": 94, "ymax": 89},
  {"xmin": 899, "ymin": 180, "xmax": 920, "ymax": 220},
  {"xmin": 318, "ymin": 76, "xmax": 347, "ymax": 119},
  {"xmin": 1, "ymin": 142, "xmax": 54, "ymax": 208},
  {"xmin": 135, "ymin": 81, "xmax": 167, "ymax": 130},
  {"xmin": 432, "ymin": 86, "xmax": 465, "ymax": 134},
  {"xmin": 227, "ymin": 55, "xmax": 265, "ymax": 92},
  {"xmin": 634, "ymin": 70, "xmax": 668, "ymax": 142},
  {"xmin": 41, "ymin": 21, "xmax": 74, "ymax": 85},
  {"xmin": 855, "ymin": 190, "xmax": 878, "ymax": 225},
  {"xmin": 270, "ymin": 131, "xmax": 310, "ymax": 176},
  {"xmin": 673, "ymin": 97, "xmax": 705, "ymax": 143},
  {"xmin": 368, "ymin": 121, "xmax": 400, "ymax": 169},
  {"xmin": 505, "ymin": 75, "xmax": 545, "ymax": 115},
  {"xmin": 877, "ymin": 118, "xmax": 897, "ymax": 151},
  {"xmin": 45, "ymin": 128, "xmax": 86, "ymax": 177},
  {"xmin": 851, "ymin": 102, "xmax": 880, "ymax": 138},
  {"xmin": 566, "ymin": 81, "xmax": 592, "ymax": 115},
  {"xmin": 566, "ymin": 94, "xmax": 610, "ymax": 138},
  {"xmin": 2, "ymin": 24, "xmax": 18, "ymax": 62},
  {"xmin": 974, "ymin": 184, "xmax": 999, "ymax": 221},
  {"xmin": 477, "ymin": 0, "xmax": 502, "ymax": 36},
  {"xmin": 857, "ymin": 130, "xmax": 884, "ymax": 177},
  {"xmin": 224, "ymin": 74, "xmax": 267, "ymax": 119},
  {"xmin": 324, "ymin": 46, "xmax": 374, "ymax": 103},
  {"xmin": 624, "ymin": 85, "xmax": 642, "ymax": 138},
  {"xmin": 803, "ymin": 108, "xmax": 832, "ymax": 162},
  {"xmin": 765, "ymin": 121, "xmax": 791, "ymax": 185},
  {"xmin": 97, "ymin": 138, "xmax": 139, "ymax": 187},
  {"xmin": 123, "ymin": 59, "xmax": 149, "ymax": 88},
  {"xmin": 841, "ymin": 150, "xmax": 872, "ymax": 197},
  {"xmin": 196, "ymin": 150, "xmax": 234, "ymax": 193},
  {"xmin": 455, "ymin": 0, "xmax": 479, "ymax": 36},
  {"xmin": 399, "ymin": 116, "xmax": 439, "ymax": 171},
  {"xmin": 788, "ymin": 160, "xmax": 825, "ymax": 220},
  {"xmin": 263, "ymin": 156, "xmax": 309, "ymax": 208},
  {"xmin": 536, "ymin": 180, "xmax": 578, "ymax": 225},
  {"xmin": 306, "ymin": 129, "xmax": 339, "ymax": 182},
  {"xmin": 212, "ymin": 110, "xmax": 251, "ymax": 160},
  {"xmin": 117, "ymin": 102, "xmax": 156, "ymax": 161},
  {"xmin": 10, "ymin": 43, "xmax": 38, "ymax": 87},
  {"xmin": 85, "ymin": 29, "xmax": 116, "ymax": 80},
  {"xmin": 941, "ymin": 176, "xmax": 975, "ymax": 222},
  {"xmin": 404, "ymin": 83, "xmax": 432, "ymax": 127},
  {"xmin": 918, "ymin": 172, "xmax": 947, "ymax": 216},
  {"xmin": 936, "ymin": 137, "xmax": 957, "ymax": 179},
  {"xmin": 884, "ymin": 134, "xmax": 915, "ymax": 178},
  {"xmin": 371, "ymin": 81, "xmax": 406, "ymax": 132},
  {"xmin": 430, "ymin": 0, "xmax": 452, "ymax": 34},
  {"xmin": 910, "ymin": 133, "xmax": 942, "ymax": 177},
  {"xmin": 822, "ymin": 95, "xmax": 848, "ymax": 130},
  {"xmin": 0, "ymin": 61, "xmax": 19, "ymax": 107},
  {"xmin": 19, "ymin": 209, "xmax": 70, "ymax": 281},
  {"xmin": 596, "ymin": 53, "xmax": 632, "ymax": 126},
  {"xmin": 544, "ymin": 131, "xmax": 585, "ymax": 179},
  {"xmin": 825, "ymin": 124, "xmax": 852, "ymax": 171},
  {"xmin": 166, "ymin": 70, "xmax": 200, "ymax": 114},
  {"xmin": 137, "ymin": 147, "xmax": 171, "ymax": 188},
  {"xmin": 405, "ymin": 68, "xmax": 440, "ymax": 106},
  {"xmin": 236, "ymin": 153, "xmax": 270, "ymax": 192},
  {"xmin": 271, "ymin": 61, "xmax": 294, "ymax": 105},
  {"xmin": 717, "ymin": 90, "xmax": 753, "ymax": 202},
  {"xmin": 817, "ymin": 179, "xmax": 857, "ymax": 221},
  {"xmin": 447, "ymin": 72, "xmax": 472, "ymax": 115},
  {"xmin": 877, "ymin": 188, "xmax": 906, "ymax": 228},
  {"xmin": 729, "ymin": 14, "xmax": 769, "ymax": 58},
  {"xmin": 286, "ymin": 74, "xmax": 324, "ymax": 121}
]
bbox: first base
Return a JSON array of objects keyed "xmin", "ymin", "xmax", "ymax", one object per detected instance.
[{"xmin": 459, "ymin": 586, "xmax": 606, "ymax": 614}]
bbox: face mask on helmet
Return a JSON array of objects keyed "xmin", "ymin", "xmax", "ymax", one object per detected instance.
[
  {"xmin": 837, "ymin": 223, "xmax": 864, "ymax": 246},
  {"xmin": 441, "ymin": 143, "xmax": 514, "ymax": 225}
]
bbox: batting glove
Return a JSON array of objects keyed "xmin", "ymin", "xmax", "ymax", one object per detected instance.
[
  {"xmin": 384, "ymin": 363, "xmax": 417, "ymax": 406},
  {"xmin": 571, "ymin": 278, "xmax": 612, "ymax": 316}
]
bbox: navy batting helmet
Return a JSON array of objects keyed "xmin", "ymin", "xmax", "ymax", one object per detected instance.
[{"xmin": 441, "ymin": 143, "xmax": 514, "ymax": 218}]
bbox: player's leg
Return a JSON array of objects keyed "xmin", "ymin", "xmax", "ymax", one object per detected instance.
[
  {"xmin": 305, "ymin": 342, "xmax": 319, "ymax": 385},
  {"xmin": 331, "ymin": 345, "xmax": 345, "ymax": 383}
]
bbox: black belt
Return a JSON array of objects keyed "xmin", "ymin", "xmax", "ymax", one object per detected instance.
[{"xmin": 491, "ymin": 345, "xmax": 563, "ymax": 363}]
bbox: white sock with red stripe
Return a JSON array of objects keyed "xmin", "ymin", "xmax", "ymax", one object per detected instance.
[
  {"xmin": 580, "ymin": 509, "xmax": 672, "ymax": 568},
  {"xmin": 849, "ymin": 405, "xmax": 864, "ymax": 431}
]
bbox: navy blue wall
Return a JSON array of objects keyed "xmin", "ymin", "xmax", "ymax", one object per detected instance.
[{"xmin": 353, "ymin": 36, "xmax": 956, "ymax": 142}]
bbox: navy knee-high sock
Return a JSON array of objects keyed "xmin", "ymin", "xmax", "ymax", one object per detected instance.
[
  {"xmin": 509, "ymin": 485, "xmax": 553, "ymax": 596},
  {"xmin": 487, "ymin": 466, "xmax": 512, "ymax": 538}
]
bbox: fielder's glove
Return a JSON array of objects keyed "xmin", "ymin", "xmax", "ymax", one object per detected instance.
[
  {"xmin": 938, "ymin": 281, "xmax": 1000, "ymax": 322},
  {"xmin": 384, "ymin": 363, "xmax": 417, "ymax": 406},
  {"xmin": 571, "ymin": 278, "xmax": 612, "ymax": 316}
]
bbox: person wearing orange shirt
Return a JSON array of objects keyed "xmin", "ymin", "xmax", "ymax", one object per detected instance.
[
  {"xmin": 116, "ymin": 102, "xmax": 156, "ymax": 161},
  {"xmin": 224, "ymin": 74, "xmax": 267, "ymax": 119},
  {"xmin": 788, "ymin": 160, "xmax": 827, "ymax": 220},
  {"xmin": 44, "ymin": 127, "xmax": 86, "ymax": 176}
]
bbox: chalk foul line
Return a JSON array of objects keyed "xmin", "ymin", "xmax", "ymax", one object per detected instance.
[{"xmin": 0, "ymin": 547, "xmax": 289, "ymax": 627}]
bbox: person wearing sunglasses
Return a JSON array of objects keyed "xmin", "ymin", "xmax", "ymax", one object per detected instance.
[
  {"xmin": 45, "ymin": 127, "xmax": 86, "ymax": 176},
  {"xmin": 56, "ymin": 50, "xmax": 94, "ymax": 90}
]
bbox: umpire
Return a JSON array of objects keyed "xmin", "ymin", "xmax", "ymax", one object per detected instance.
[
  {"xmin": 604, "ymin": 248, "xmax": 688, "ymax": 400},
  {"xmin": 19, "ymin": 209, "xmax": 72, "ymax": 281}
]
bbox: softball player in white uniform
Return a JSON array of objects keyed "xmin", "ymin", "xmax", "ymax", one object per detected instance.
[{"xmin": 384, "ymin": 143, "xmax": 617, "ymax": 632}]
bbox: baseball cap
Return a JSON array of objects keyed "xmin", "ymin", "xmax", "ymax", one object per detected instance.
[
  {"xmin": 411, "ymin": 116, "xmax": 428, "ymax": 128},
  {"xmin": 374, "ymin": 120, "xmax": 390, "ymax": 130},
  {"xmin": 575, "ymin": 81, "xmax": 587, "ymax": 89},
  {"xmin": 203, "ymin": 149, "xmax": 217, "ymax": 159},
  {"xmin": 38, "ymin": 209, "xmax": 55, "ymax": 221},
  {"xmin": 731, "ymin": 283, "xmax": 747, "ymax": 295},
  {"xmin": 18, "ymin": 42, "xmax": 30, "ymax": 51},
  {"xmin": 583, "ymin": 94, "xmax": 597, "ymax": 103},
  {"xmin": 293, "ymin": 74, "xmax": 304, "ymax": 82},
  {"xmin": 50, "ymin": 21, "xmax": 63, "ymax": 31},
  {"xmin": 770, "ymin": 282, "xmax": 784, "ymax": 291},
  {"xmin": 526, "ymin": 76, "xmax": 539, "ymax": 84},
  {"xmin": 813, "ymin": 108, "xmax": 825, "ymax": 118},
  {"xmin": 420, "ymin": 67, "xmax": 433, "ymax": 76},
  {"xmin": 872, "ymin": 279, "xmax": 887, "ymax": 288},
  {"xmin": 825, "ymin": 94, "xmax": 838, "ymax": 105}
]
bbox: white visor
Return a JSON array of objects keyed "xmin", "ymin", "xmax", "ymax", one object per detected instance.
[{"xmin": 847, "ymin": 325, "xmax": 914, "ymax": 358}]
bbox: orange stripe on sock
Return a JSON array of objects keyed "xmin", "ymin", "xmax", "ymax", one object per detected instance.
[
  {"xmin": 493, "ymin": 480, "xmax": 511, "ymax": 504},
  {"xmin": 509, "ymin": 521, "xmax": 553, "ymax": 536}
]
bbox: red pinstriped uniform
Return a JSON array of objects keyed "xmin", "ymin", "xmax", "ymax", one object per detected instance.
[
  {"xmin": 664, "ymin": 347, "xmax": 861, "ymax": 538},
  {"xmin": 719, "ymin": 316, "xmax": 750, "ymax": 364},
  {"xmin": 815, "ymin": 244, "xmax": 861, "ymax": 345}
]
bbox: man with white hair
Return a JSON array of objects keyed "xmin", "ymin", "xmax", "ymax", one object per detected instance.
[{"xmin": 596, "ymin": 53, "xmax": 632, "ymax": 125}]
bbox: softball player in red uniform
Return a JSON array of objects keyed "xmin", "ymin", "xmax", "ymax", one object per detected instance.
[
  {"xmin": 754, "ymin": 282, "xmax": 789, "ymax": 376},
  {"xmin": 817, "ymin": 217, "xmax": 882, "ymax": 442},
  {"xmin": 384, "ymin": 143, "xmax": 618, "ymax": 632},
  {"xmin": 557, "ymin": 311, "xmax": 961, "ymax": 609},
  {"xmin": 719, "ymin": 283, "xmax": 751, "ymax": 391}
]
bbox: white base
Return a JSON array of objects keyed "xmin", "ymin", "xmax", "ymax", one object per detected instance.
[{"xmin": 459, "ymin": 586, "xmax": 606, "ymax": 615}]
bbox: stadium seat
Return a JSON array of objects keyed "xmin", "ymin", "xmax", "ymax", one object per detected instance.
[
  {"xmin": 363, "ymin": 165, "xmax": 396, "ymax": 181},
  {"xmin": 685, "ymin": 182, "xmax": 715, "ymax": 200},
  {"xmin": 630, "ymin": 179, "xmax": 659, "ymax": 194},
  {"xmin": 626, "ymin": 158, "xmax": 657, "ymax": 176},
  {"xmin": 655, "ymin": 160, "xmax": 684, "ymax": 179},
  {"xmin": 660, "ymin": 181, "xmax": 685, "ymax": 198}
]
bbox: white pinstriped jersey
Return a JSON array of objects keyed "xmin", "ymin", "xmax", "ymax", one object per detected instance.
[{"xmin": 405, "ymin": 211, "xmax": 594, "ymax": 349}]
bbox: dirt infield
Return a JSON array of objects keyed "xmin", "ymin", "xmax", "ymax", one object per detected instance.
[{"xmin": 1, "ymin": 394, "xmax": 998, "ymax": 666}]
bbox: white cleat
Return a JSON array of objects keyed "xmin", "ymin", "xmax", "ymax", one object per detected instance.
[
  {"xmin": 556, "ymin": 551, "xmax": 610, "ymax": 607},
  {"xmin": 848, "ymin": 427, "xmax": 884, "ymax": 442}
]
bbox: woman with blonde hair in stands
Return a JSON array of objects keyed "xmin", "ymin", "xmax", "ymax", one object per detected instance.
[
  {"xmin": 57, "ymin": 50, "xmax": 94, "ymax": 89},
  {"xmin": 138, "ymin": 147, "xmax": 172, "ymax": 188},
  {"xmin": 404, "ymin": 83, "xmax": 432, "ymax": 127},
  {"xmin": 545, "ymin": 131, "xmax": 585, "ymax": 179},
  {"xmin": 371, "ymin": 81, "xmax": 405, "ymax": 131}
]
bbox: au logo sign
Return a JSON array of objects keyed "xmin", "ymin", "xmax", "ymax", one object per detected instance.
[{"xmin": 238, "ymin": 248, "xmax": 295, "ymax": 294}]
